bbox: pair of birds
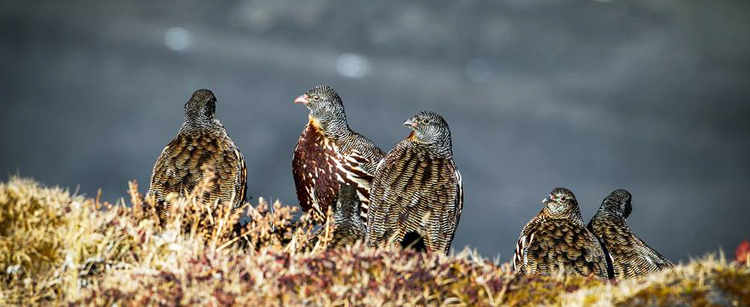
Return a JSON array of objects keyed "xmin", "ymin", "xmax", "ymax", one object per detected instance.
[
  {"xmin": 145, "ymin": 86, "xmax": 463, "ymax": 254},
  {"xmin": 513, "ymin": 188, "xmax": 673, "ymax": 279},
  {"xmin": 291, "ymin": 85, "xmax": 463, "ymax": 254}
]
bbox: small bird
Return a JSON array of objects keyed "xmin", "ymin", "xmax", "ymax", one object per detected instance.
[
  {"xmin": 326, "ymin": 184, "xmax": 367, "ymax": 248},
  {"xmin": 292, "ymin": 85, "xmax": 385, "ymax": 222},
  {"xmin": 147, "ymin": 89, "xmax": 247, "ymax": 223},
  {"xmin": 513, "ymin": 188, "xmax": 608, "ymax": 278},
  {"xmin": 366, "ymin": 111, "xmax": 463, "ymax": 255},
  {"xmin": 587, "ymin": 189, "xmax": 673, "ymax": 279}
]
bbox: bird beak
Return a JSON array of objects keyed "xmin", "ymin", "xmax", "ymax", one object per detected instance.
[
  {"xmin": 542, "ymin": 195, "xmax": 551, "ymax": 204},
  {"xmin": 294, "ymin": 94, "xmax": 309, "ymax": 105},
  {"xmin": 403, "ymin": 119, "xmax": 418, "ymax": 128}
]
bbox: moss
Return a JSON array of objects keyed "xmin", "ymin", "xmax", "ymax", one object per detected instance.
[
  {"xmin": 618, "ymin": 281, "xmax": 710, "ymax": 307},
  {"xmin": 713, "ymin": 267, "xmax": 750, "ymax": 307}
]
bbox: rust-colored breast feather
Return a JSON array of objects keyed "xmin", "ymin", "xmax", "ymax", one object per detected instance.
[
  {"xmin": 366, "ymin": 142, "xmax": 463, "ymax": 254},
  {"xmin": 589, "ymin": 217, "xmax": 673, "ymax": 279},
  {"xmin": 292, "ymin": 123, "xmax": 343, "ymax": 221},
  {"xmin": 148, "ymin": 132, "xmax": 246, "ymax": 221},
  {"xmin": 514, "ymin": 216, "xmax": 608, "ymax": 279},
  {"xmin": 292, "ymin": 123, "xmax": 384, "ymax": 222}
]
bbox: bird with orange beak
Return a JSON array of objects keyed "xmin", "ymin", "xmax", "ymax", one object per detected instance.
[{"xmin": 291, "ymin": 85, "xmax": 385, "ymax": 223}]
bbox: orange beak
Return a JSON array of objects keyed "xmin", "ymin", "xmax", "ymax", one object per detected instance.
[{"xmin": 294, "ymin": 94, "xmax": 309, "ymax": 105}]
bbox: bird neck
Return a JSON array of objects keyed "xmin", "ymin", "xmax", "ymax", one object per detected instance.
[
  {"xmin": 543, "ymin": 205, "xmax": 584, "ymax": 224},
  {"xmin": 309, "ymin": 115, "xmax": 352, "ymax": 139},
  {"xmin": 180, "ymin": 116, "xmax": 224, "ymax": 136},
  {"xmin": 406, "ymin": 135, "xmax": 453, "ymax": 158},
  {"xmin": 433, "ymin": 138, "xmax": 453, "ymax": 157}
]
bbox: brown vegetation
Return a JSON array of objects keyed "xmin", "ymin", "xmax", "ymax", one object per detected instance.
[{"xmin": 0, "ymin": 177, "xmax": 748, "ymax": 306}]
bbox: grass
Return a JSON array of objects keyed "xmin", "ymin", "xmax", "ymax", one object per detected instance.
[{"xmin": 0, "ymin": 176, "xmax": 748, "ymax": 306}]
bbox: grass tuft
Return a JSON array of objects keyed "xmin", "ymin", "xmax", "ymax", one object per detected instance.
[{"xmin": 0, "ymin": 177, "xmax": 748, "ymax": 306}]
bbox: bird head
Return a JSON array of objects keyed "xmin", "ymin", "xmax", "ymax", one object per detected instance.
[
  {"xmin": 184, "ymin": 89, "xmax": 218, "ymax": 125},
  {"xmin": 542, "ymin": 187, "xmax": 580, "ymax": 218},
  {"xmin": 404, "ymin": 111, "xmax": 452, "ymax": 155},
  {"xmin": 294, "ymin": 85, "xmax": 347, "ymax": 129},
  {"xmin": 599, "ymin": 189, "xmax": 633, "ymax": 219}
]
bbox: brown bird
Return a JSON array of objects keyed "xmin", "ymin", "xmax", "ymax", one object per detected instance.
[
  {"xmin": 147, "ymin": 89, "xmax": 247, "ymax": 223},
  {"xmin": 513, "ymin": 188, "xmax": 608, "ymax": 278},
  {"xmin": 292, "ymin": 85, "xmax": 385, "ymax": 222},
  {"xmin": 588, "ymin": 189, "xmax": 673, "ymax": 279},
  {"xmin": 366, "ymin": 111, "xmax": 463, "ymax": 255}
]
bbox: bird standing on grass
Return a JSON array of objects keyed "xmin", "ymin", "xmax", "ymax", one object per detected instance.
[
  {"xmin": 147, "ymin": 89, "xmax": 247, "ymax": 223},
  {"xmin": 292, "ymin": 85, "xmax": 385, "ymax": 223},
  {"xmin": 588, "ymin": 189, "xmax": 674, "ymax": 279},
  {"xmin": 366, "ymin": 111, "xmax": 463, "ymax": 255},
  {"xmin": 513, "ymin": 188, "xmax": 608, "ymax": 278}
]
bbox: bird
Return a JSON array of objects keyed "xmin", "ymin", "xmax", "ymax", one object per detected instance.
[
  {"xmin": 323, "ymin": 184, "xmax": 367, "ymax": 248},
  {"xmin": 366, "ymin": 110, "xmax": 463, "ymax": 255},
  {"xmin": 513, "ymin": 188, "xmax": 608, "ymax": 279},
  {"xmin": 292, "ymin": 85, "xmax": 385, "ymax": 223},
  {"xmin": 587, "ymin": 189, "xmax": 674, "ymax": 279},
  {"xmin": 147, "ymin": 89, "xmax": 247, "ymax": 223}
]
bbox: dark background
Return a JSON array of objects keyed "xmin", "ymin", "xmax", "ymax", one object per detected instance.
[{"xmin": 1, "ymin": 0, "xmax": 749, "ymax": 262}]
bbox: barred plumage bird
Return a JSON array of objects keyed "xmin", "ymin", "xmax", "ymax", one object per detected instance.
[
  {"xmin": 326, "ymin": 184, "xmax": 367, "ymax": 248},
  {"xmin": 366, "ymin": 111, "xmax": 463, "ymax": 255},
  {"xmin": 147, "ymin": 89, "xmax": 247, "ymax": 223},
  {"xmin": 513, "ymin": 188, "xmax": 608, "ymax": 278},
  {"xmin": 587, "ymin": 189, "xmax": 673, "ymax": 279},
  {"xmin": 292, "ymin": 85, "xmax": 385, "ymax": 222}
]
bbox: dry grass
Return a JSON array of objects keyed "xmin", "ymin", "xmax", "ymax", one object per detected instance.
[{"xmin": 0, "ymin": 177, "xmax": 748, "ymax": 307}]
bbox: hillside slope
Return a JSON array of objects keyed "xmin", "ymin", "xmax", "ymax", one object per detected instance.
[{"xmin": 0, "ymin": 177, "xmax": 748, "ymax": 306}]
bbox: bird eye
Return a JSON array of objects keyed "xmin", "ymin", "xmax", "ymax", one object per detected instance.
[
  {"xmin": 561, "ymin": 196, "xmax": 567, "ymax": 201},
  {"xmin": 313, "ymin": 95, "xmax": 321, "ymax": 101},
  {"xmin": 421, "ymin": 118, "xmax": 430, "ymax": 124}
]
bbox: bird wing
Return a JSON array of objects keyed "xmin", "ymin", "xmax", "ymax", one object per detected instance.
[
  {"xmin": 147, "ymin": 140, "xmax": 175, "ymax": 202},
  {"xmin": 366, "ymin": 143, "xmax": 461, "ymax": 254},
  {"xmin": 439, "ymin": 165, "xmax": 463, "ymax": 254},
  {"xmin": 231, "ymin": 144, "xmax": 248, "ymax": 210},
  {"xmin": 336, "ymin": 134, "xmax": 386, "ymax": 220},
  {"xmin": 581, "ymin": 228, "xmax": 610, "ymax": 278},
  {"xmin": 513, "ymin": 216, "xmax": 541, "ymax": 272},
  {"xmin": 590, "ymin": 213, "xmax": 674, "ymax": 278},
  {"xmin": 336, "ymin": 150, "xmax": 379, "ymax": 220},
  {"xmin": 515, "ymin": 216, "xmax": 607, "ymax": 278},
  {"xmin": 147, "ymin": 137, "xmax": 184, "ymax": 219},
  {"xmin": 630, "ymin": 235, "xmax": 673, "ymax": 273},
  {"xmin": 603, "ymin": 221, "xmax": 673, "ymax": 278},
  {"xmin": 364, "ymin": 151, "xmax": 397, "ymax": 248}
]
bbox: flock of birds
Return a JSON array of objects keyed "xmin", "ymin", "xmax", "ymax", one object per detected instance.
[{"xmin": 145, "ymin": 85, "xmax": 673, "ymax": 280}]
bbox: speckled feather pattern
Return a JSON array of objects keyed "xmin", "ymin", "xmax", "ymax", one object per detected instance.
[
  {"xmin": 293, "ymin": 123, "xmax": 384, "ymax": 222},
  {"xmin": 588, "ymin": 190, "xmax": 673, "ymax": 279},
  {"xmin": 147, "ymin": 90, "xmax": 247, "ymax": 223},
  {"xmin": 366, "ymin": 122, "xmax": 463, "ymax": 255},
  {"xmin": 513, "ymin": 189, "xmax": 608, "ymax": 279},
  {"xmin": 292, "ymin": 86, "xmax": 385, "ymax": 223}
]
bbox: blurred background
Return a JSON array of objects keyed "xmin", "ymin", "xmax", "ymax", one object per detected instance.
[{"xmin": 1, "ymin": 0, "xmax": 749, "ymax": 262}]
